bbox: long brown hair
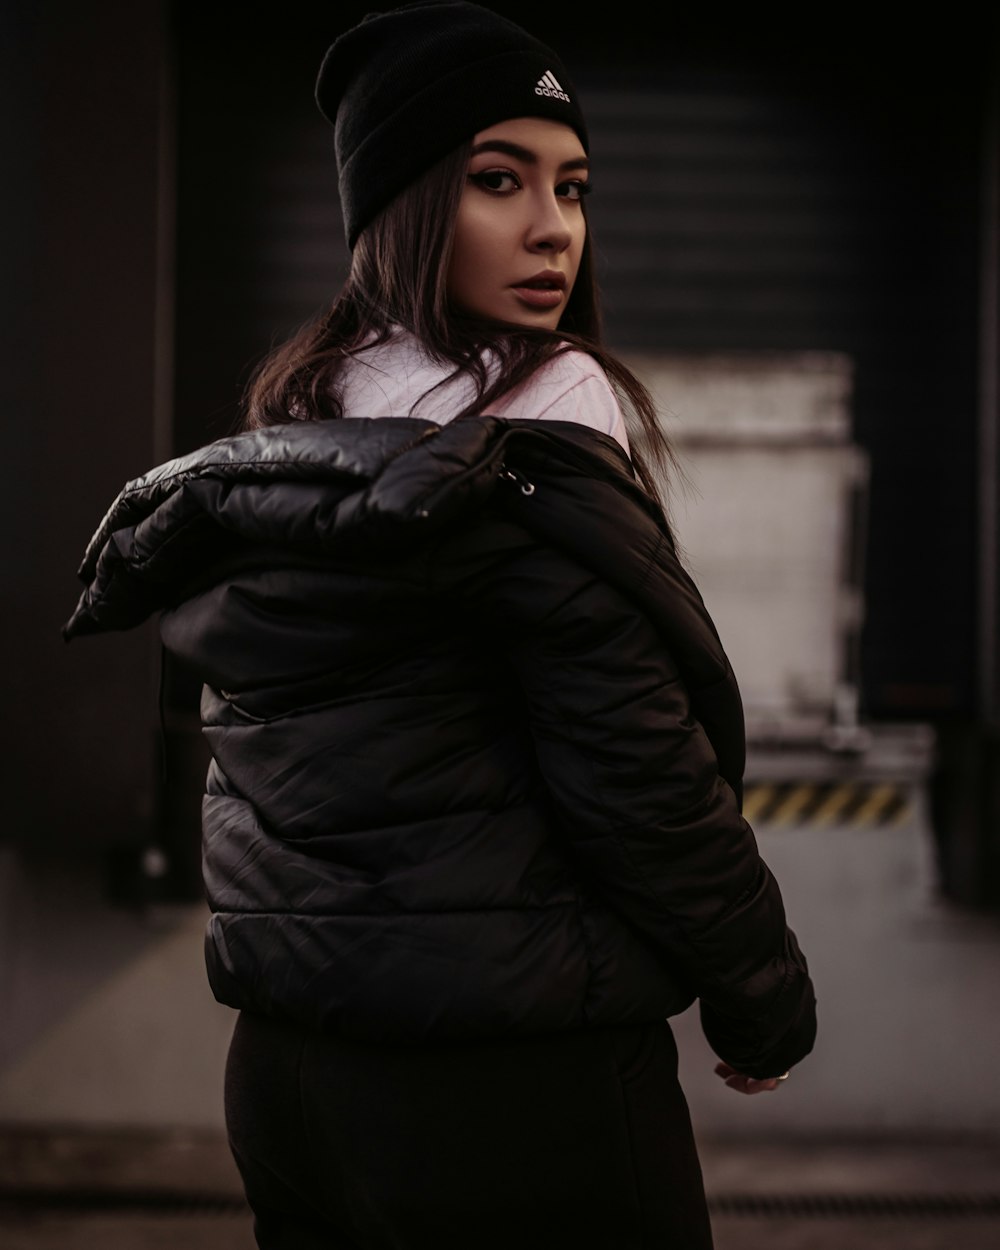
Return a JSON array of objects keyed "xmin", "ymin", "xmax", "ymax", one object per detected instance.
[{"xmin": 242, "ymin": 139, "xmax": 675, "ymax": 502}]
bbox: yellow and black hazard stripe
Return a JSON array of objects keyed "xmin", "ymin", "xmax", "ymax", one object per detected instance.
[{"xmin": 742, "ymin": 781, "xmax": 913, "ymax": 829}]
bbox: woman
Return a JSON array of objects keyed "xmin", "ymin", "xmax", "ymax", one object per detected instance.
[{"xmin": 65, "ymin": 3, "xmax": 817, "ymax": 1246}]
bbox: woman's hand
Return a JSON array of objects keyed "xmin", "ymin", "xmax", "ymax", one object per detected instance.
[{"xmin": 714, "ymin": 1061, "xmax": 789, "ymax": 1095}]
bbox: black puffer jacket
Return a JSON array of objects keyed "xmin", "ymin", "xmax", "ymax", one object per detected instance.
[{"xmin": 65, "ymin": 416, "xmax": 816, "ymax": 1079}]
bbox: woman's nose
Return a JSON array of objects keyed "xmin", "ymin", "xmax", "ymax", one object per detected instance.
[{"xmin": 525, "ymin": 195, "xmax": 573, "ymax": 253}]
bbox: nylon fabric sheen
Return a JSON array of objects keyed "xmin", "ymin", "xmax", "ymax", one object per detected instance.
[{"xmin": 65, "ymin": 416, "xmax": 817, "ymax": 1080}]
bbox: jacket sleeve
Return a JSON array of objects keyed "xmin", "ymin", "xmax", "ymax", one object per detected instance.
[{"xmin": 437, "ymin": 517, "xmax": 817, "ymax": 1079}]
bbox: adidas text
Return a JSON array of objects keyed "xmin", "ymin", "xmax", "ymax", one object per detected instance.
[{"xmin": 535, "ymin": 70, "xmax": 570, "ymax": 103}]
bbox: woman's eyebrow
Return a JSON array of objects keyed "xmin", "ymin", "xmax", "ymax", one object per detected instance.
[{"xmin": 469, "ymin": 139, "xmax": 589, "ymax": 173}]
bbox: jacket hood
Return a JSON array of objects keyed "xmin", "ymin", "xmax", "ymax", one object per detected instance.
[
  {"xmin": 64, "ymin": 416, "xmax": 639, "ymax": 640},
  {"xmin": 64, "ymin": 411, "xmax": 745, "ymax": 795},
  {"xmin": 64, "ymin": 416, "xmax": 739, "ymax": 760}
]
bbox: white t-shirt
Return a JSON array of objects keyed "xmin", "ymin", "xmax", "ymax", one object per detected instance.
[{"xmin": 337, "ymin": 330, "xmax": 630, "ymax": 455}]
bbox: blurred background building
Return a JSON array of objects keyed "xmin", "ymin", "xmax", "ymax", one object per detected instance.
[{"xmin": 2, "ymin": 0, "xmax": 999, "ymax": 1239}]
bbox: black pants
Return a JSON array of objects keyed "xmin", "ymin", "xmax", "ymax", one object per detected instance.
[{"xmin": 225, "ymin": 1011, "xmax": 714, "ymax": 1249}]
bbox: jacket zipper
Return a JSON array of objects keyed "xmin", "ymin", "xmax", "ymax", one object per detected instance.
[{"xmin": 499, "ymin": 465, "xmax": 536, "ymax": 496}]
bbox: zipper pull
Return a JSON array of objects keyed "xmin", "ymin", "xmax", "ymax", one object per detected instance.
[{"xmin": 499, "ymin": 465, "xmax": 536, "ymax": 497}]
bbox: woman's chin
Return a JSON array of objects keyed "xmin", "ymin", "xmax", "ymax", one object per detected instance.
[{"xmin": 451, "ymin": 305, "xmax": 562, "ymax": 333}]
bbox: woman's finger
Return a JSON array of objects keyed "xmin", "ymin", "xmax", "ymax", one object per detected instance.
[{"xmin": 714, "ymin": 1062, "xmax": 785, "ymax": 1094}]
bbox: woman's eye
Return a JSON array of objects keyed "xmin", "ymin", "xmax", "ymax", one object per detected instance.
[
  {"xmin": 557, "ymin": 179, "xmax": 593, "ymax": 202},
  {"xmin": 469, "ymin": 169, "xmax": 520, "ymax": 194}
]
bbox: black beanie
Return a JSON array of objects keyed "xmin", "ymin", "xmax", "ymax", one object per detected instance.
[{"xmin": 315, "ymin": 1, "xmax": 589, "ymax": 248}]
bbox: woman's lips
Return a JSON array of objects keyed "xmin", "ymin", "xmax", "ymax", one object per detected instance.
[{"xmin": 511, "ymin": 285, "xmax": 565, "ymax": 309}]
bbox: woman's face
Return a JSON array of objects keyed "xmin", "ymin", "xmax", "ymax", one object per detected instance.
[{"xmin": 447, "ymin": 117, "xmax": 589, "ymax": 331}]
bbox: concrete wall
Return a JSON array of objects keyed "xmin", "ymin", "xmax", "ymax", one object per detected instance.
[
  {"xmin": 629, "ymin": 352, "xmax": 865, "ymax": 738},
  {"xmin": 0, "ymin": 0, "xmax": 173, "ymax": 1082},
  {"xmin": 5, "ymin": 0, "xmax": 169, "ymax": 855}
]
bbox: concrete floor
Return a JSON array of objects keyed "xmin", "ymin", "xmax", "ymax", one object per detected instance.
[{"xmin": 2, "ymin": 1129, "xmax": 1000, "ymax": 1249}]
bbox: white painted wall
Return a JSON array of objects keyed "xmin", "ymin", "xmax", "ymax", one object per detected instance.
[{"xmin": 627, "ymin": 351, "xmax": 866, "ymax": 740}]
